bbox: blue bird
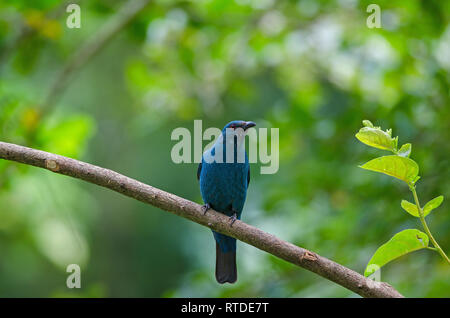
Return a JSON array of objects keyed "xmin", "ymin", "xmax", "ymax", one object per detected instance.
[{"xmin": 197, "ymin": 120, "xmax": 255, "ymax": 284}]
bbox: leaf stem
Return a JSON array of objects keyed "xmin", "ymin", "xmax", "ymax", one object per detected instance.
[{"xmin": 410, "ymin": 185, "xmax": 450, "ymax": 264}]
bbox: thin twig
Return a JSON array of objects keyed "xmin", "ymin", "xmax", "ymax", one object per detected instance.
[{"xmin": 410, "ymin": 185, "xmax": 450, "ymax": 264}]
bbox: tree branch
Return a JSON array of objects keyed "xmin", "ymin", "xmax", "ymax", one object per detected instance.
[{"xmin": 0, "ymin": 141, "xmax": 403, "ymax": 298}]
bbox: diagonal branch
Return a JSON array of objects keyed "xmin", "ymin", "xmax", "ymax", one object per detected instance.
[{"xmin": 0, "ymin": 141, "xmax": 403, "ymax": 298}]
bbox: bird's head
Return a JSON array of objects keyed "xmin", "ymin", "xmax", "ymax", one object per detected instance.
[
  {"xmin": 219, "ymin": 120, "xmax": 256, "ymax": 149},
  {"xmin": 222, "ymin": 120, "xmax": 256, "ymax": 136}
]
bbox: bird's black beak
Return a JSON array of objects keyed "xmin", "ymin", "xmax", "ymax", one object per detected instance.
[{"xmin": 243, "ymin": 121, "xmax": 256, "ymax": 131}]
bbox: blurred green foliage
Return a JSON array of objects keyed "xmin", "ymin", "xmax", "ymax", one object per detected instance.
[{"xmin": 0, "ymin": 0, "xmax": 449, "ymax": 297}]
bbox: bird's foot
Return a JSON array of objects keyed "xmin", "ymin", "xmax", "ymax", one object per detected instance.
[
  {"xmin": 202, "ymin": 203, "xmax": 211, "ymax": 215},
  {"xmin": 229, "ymin": 213, "xmax": 237, "ymax": 227}
]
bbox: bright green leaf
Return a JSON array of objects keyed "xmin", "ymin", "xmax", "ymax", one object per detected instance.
[
  {"xmin": 398, "ymin": 143, "xmax": 412, "ymax": 158},
  {"xmin": 362, "ymin": 120, "xmax": 374, "ymax": 128},
  {"xmin": 401, "ymin": 200, "xmax": 420, "ymax": 217},
  {"xmin": 386, "ymin": 128, "xmax": 392, "ymax": 137},
  {"xmin": 393, "ymin": 136, "xmax": 399, "ymax": 150},
  {"xmin": 355, "ymin": 127, "xmax": 396, "ymax": 152},
  {"xmin": 401, "ymin": 196, "xmax": 444, "ymax": 217},
  {"xmin": 359, "ymin": 155, "xmax": 419, "ymax": 184},
  {"xmin": 423, "ymin": 196, "xmax": 444, "ymax": 215},
  {"xmin": 364, "ymin": 229, "xmax": 429, "ymax": 277}
]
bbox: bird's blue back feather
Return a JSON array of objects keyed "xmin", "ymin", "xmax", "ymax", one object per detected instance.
[{"xmin": 199, "ymin": 136, "xmax": 250, "ymax": 253}]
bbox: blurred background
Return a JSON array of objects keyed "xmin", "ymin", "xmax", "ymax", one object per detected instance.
[{"xmin": 0, "ymin": 0, "xmax": 449, "ymax": 297}]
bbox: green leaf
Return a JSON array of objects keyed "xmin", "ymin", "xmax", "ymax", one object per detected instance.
[
  {"xmin": 401, "ymin": 196, "xmax": 444, "ymax": 217},
  {"xmin": 424, "ymin": 196, "xmax": 444, "ymax": 215},
  {"xmin": 359, "ymin": 155, "xmax": 419, "ymax": 184},
  {"xmin": 362, "ymin": 120, "xmax": 374, "ymax": 128},
  {"xmin": 386, "ymin": 128, "xmax": 392, "ymax": 137},
  {"xmin": 401, "ymin": 200, "xmax": 420, "ymax": 217},
  {"xmin": 364, "ymin": 229, "xmax": 429, "ymax": 277},
  {"xmin": 398, "ymin": 143, "xmax": 412, "ymax": 158},
  {"xmin": 355, "ymin": 127, "xmax": 396, "ymax": 152},
  {"xmin": 393, "ymin": 136, "xmax": 399, "ymax": 150}
]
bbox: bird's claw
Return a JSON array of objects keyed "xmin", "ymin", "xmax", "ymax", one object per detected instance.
[
  {"xmin": 229, "ymin": 213, "xmax": 237, "ymax": 227},
  {"xmin": 202, "ymin": 203, "xmax": 211, "ymax": 215}
]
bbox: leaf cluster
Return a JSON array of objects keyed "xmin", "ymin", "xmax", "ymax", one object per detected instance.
[{"xmin": 356, "ymin": 120, "xmax": 445, "ymax": 277}]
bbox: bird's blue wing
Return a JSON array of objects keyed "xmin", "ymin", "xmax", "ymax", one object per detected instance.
[
  {"xmin": 197, "ymin": 162, "xmax": 202, "ymax": 181},
  {"xmin": 247, "ymin": 168, "xmax": 250, "ymax": 187}
]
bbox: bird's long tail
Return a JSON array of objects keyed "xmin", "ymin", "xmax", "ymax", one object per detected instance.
[{"xmin": 213, "ymin": 231, "xmax": 237, "ymax": 284}]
